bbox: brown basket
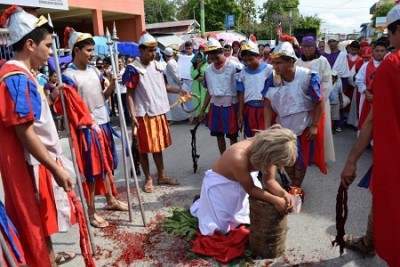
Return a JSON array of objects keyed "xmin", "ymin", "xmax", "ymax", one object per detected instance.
[{"xmin": 249, "ymin": 197, "xmax": 288, "ymax": 259}]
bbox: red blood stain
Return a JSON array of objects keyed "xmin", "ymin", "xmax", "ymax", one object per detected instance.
[{"xmin": 94, "ymin": 210, "xmax": 211, "ymax": 266}]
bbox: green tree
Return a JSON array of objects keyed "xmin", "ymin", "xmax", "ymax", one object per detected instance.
[
  {"xmin": 371, "ymin": 2, "xmax": 395, "ymax": 27},
  {"xmin": 144, "ymin": 0, "xmax": 177, "ymax": 24},
  {"xmin": 237, "ymin": 0, "xmax": 257, "ymax": 33},
  {"xmin": 259, "ymin": 0, "xmax": 300, "ymax": 37},
  {"xmin": 295, "ymin": 15, "xmax": 322, "ymax": 34},
  {"xmin": 176, "ymin": 0, "xmax": 242, "ymax": 31}
]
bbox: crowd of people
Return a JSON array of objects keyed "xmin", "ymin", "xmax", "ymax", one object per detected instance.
[{"xmin": 0, "ymin": 2, "xmax": 399, "ymax": 267}]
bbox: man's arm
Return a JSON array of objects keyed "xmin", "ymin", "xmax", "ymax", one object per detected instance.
[
  {"xmin": 103, "ymin": 75, "xmax": 117, "ymax": 100},
  {"xmin": 341, "ymin": 108, "xmax": 373, "ymax": 188},
  {"xmin": 235, "ymin": 165, "xmax": 293, "ymax": 215},
  {"xmin": 127, "ymin": 88, "xmax": 138, "ymax": 128},
  {"xmin": 263, "ymin": 98, "xmax": 273, "ymax": 128},
  {"xmin": 307, "ymin": 99, "xmax": 324, "ymax": 140},
  {"xmin": 15, "ymin": 122, "xmax": 73, "ymax": 192}
]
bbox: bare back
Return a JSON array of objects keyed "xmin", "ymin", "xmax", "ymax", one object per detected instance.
[{"xmin": 212, "ymin": 139, "xmax": 255, "ymax": 183}]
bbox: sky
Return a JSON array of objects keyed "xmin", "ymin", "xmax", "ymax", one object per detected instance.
[{"xmin": 256, "ymin": 0, "xmax": 379, "ymax": 34}]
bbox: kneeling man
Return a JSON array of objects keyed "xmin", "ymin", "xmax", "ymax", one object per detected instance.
[{"xmin": 191, "ymin": 125, "xmax": 297, "ymax": 235}]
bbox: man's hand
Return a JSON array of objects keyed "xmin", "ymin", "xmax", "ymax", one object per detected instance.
[
  {"xmin": 198, "ymin": 110, "xmax": 206, "ymax": 123},
  {"xmin": 131, "ymin": 115, "xmax": 139, "ymax": 130},
  {"xmin": 306, "ymin": 125, "xmax": 318, "ymax": 140},
  {"xmin": 51, "ymin": 83, "xmax": 65, "ymax": 100},
  {"xmin": 179, "ymin": 90, "xmax": 190, "ymax": 97},
  {"xmin": 237, "ymin": 114, "xmax": 244, "ymax": 130},
  {"xmin": 273, "ymin": 196, "xmax": 294, "ymax": 215},
  {"xmin": 341, "ymin": 161, "xmax": 357, "ymax": 188},
  {"xmin": 53, "ymin": 167, "xmax": 74, "ymax": 192}
]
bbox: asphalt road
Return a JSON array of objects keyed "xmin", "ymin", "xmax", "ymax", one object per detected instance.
[{"xmin": 4, "ymin": 118, "xmax": 387, "ymax": 266}]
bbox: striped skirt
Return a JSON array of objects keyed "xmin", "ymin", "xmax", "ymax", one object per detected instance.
[{"xmin": 137, "ymin": 114, "xmax": 172, "ymax": 153}]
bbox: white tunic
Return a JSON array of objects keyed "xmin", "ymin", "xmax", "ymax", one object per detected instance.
[
  {"xmin": 296, "ymin": 56, "xmax": 335, "ymax": 162},
  {"xmin": 265, "ymin": 67, "xmax": 314, "ymax": 136},
  {"xmin": 63, "ymin": 65, "xmax": 109, "ymax": 125},
  {"xmin": 130, "ymin": 60, "xmax": 170, "ymax": 117},
  {"xmin": 237, "ymin": 63, "xmax": 273, "ymax": 103}
]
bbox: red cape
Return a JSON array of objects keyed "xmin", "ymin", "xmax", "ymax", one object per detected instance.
[
  {"xmin": 53, "ymin": 86, "xmax": 118, "ymax": 200},
  {"xmin": 372, "ymin": 50, "xmax": 400, "ymax": 266}
]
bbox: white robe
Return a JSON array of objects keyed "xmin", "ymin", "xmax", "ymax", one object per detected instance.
[{"xmin": 190, "ymin": 170, "xmax": 261, "ymax": 236}]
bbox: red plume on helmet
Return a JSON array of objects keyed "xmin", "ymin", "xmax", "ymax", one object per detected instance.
[
  {"xmin": 250, "ymin": 34, "xmax": 257, "ymax": 43},
  {"xmin": 0, "ymin": 5, "xmax": 20, "ymax": 27},
  {"xmin": 64, "ymin": 26, "xmax": 73, "ymax": 48},
  {"xmin": 280, "ymin": 34, "xmax": 295, "ymax": 43}
]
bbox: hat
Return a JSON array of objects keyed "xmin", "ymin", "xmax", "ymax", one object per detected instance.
[
  {"xmin": 163, "ymin": 47, "xmax": 174, "ymax": 57},
  {"xmin": 326, "ymin": 34, "xmax": 339, "ymax": 42},
  {"xmin": 387, "ymin": 2, "xmax": 400, "ymax": 26},
  {"xmin": 232, "ymin": 41, "xmax": 240, "ymax": 47},
  {"xmin": 301, "ymin": 36, "xmax": 316, "ymax": 46},
  {"xmin": 64, "ymin": 27, "xmax": 92, "ymax": 49},
  {"xmin": 360, "ymin": 41, "xmax": 369, "ymax": 48},
  {"xmin": 361, "ymin": 47, "xmax": 373, "ymax": 58},
  {"xmin": 204, "ymin": 38, "xmax": 222, "ymax": 52},
  {"xmin": 270, "ymin": 41, "xmax": 298, "ymax": 60},
  {"xmin": 138, "ymin": 31, "xmax": 157, "ymax": 47},
  {"xmin": 240, "ymin": 39, "xmax": 259, "ymax": 55},
  {"xmin": 0, "ymin": 5, "xmax": 49, "ymax": 46}
]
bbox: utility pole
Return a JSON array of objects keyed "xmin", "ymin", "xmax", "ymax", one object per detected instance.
[
  {"xmin": 285, "ymin": 6, "xmax": 296, "ymax": 36},
  {"xmin": 200, "ymin": 0, "xmax": 205, "ymax": 37}
]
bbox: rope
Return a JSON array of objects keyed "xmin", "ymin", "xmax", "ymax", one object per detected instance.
[{"xmin": 332, "ymin": 184, "xmax": 348, "ymax": 255}]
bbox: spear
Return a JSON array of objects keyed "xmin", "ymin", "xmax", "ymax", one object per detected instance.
[
  {"xmin": 106, "ymin": 27, "xmax": 147, "ymax": 226},
  {"xmin": 47, "ymin": 14, "xmax": 96, "ymax": 254}
]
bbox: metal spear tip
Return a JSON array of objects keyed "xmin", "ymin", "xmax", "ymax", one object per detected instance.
[
  {"xmin": 105, "ymin": 27, "xmax": 111, "ymax": 39},
  {"xmin": 47, "ymin": 13, "xmax": 54, "ymax": 28},
  {"xmin": 112, "ymin": 21, "xmax": 119, "ymax": 40}
]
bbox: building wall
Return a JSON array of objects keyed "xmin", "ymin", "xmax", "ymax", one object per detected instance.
[{"xmin": 68, "ymin": 0, "xmax": 145, "ymax": 42}]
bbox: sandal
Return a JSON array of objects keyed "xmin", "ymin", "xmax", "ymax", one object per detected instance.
[
  {"xmin": 89, "ymin": 213, "xmax": 109, "ymax": 228},
  {"xmin": 105, "ymin": 200, "xmax": 129, "ymax": 211},
  {"xmin": 157, "ymin": 177, "xmax": 180, "ymax": 186},
  {"xmin": 143, "ymin": 179, "xmax": 154, "ymax": 193},
  {"xmin": 343, "ymin": 234, "xmax": 376, "ymax": 256},
  {"xmin": 55, "ymin": 251, "xmax": 76, "ymax": 265}
]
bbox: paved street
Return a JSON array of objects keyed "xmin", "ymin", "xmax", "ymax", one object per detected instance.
[{"xmin": 34, "ymin": 120, "xmax": 386, "ymax": 266}]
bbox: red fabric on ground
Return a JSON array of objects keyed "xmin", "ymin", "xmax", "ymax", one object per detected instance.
[
  {"xmin": 190, "ymin": 226, "xmax": 249, "ymax": 263},
  {"xmin": 372, "ymin": 50, "xmax": 400, "ymax": 267}
]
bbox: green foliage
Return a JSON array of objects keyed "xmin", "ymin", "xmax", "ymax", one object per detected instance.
[
  {"xmin": 295, "ymin": 15, "xmax": 321, "ymax": 34},
  {"xmin": 144, "ymin": 0, "xmax": 177, "ymax": 24},
  {"xmin": 175, "ymin": 0, "xmax": 242, "ymax": 31},
  {"xmin": 371, "ymin": 2, "xmax": 396, "ymax": 28},
  {"xmin": 257, "ymin": 0, "xmax": 300, "ymax": 38},
  {"xmin": 162, "ymin": 207, "xmax": 199, "ymax": 241}
]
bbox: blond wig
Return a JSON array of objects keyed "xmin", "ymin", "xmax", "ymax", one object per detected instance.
[{"xmin": 249, "ymin": 124, "xmax": 297, "ymax": 174}]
